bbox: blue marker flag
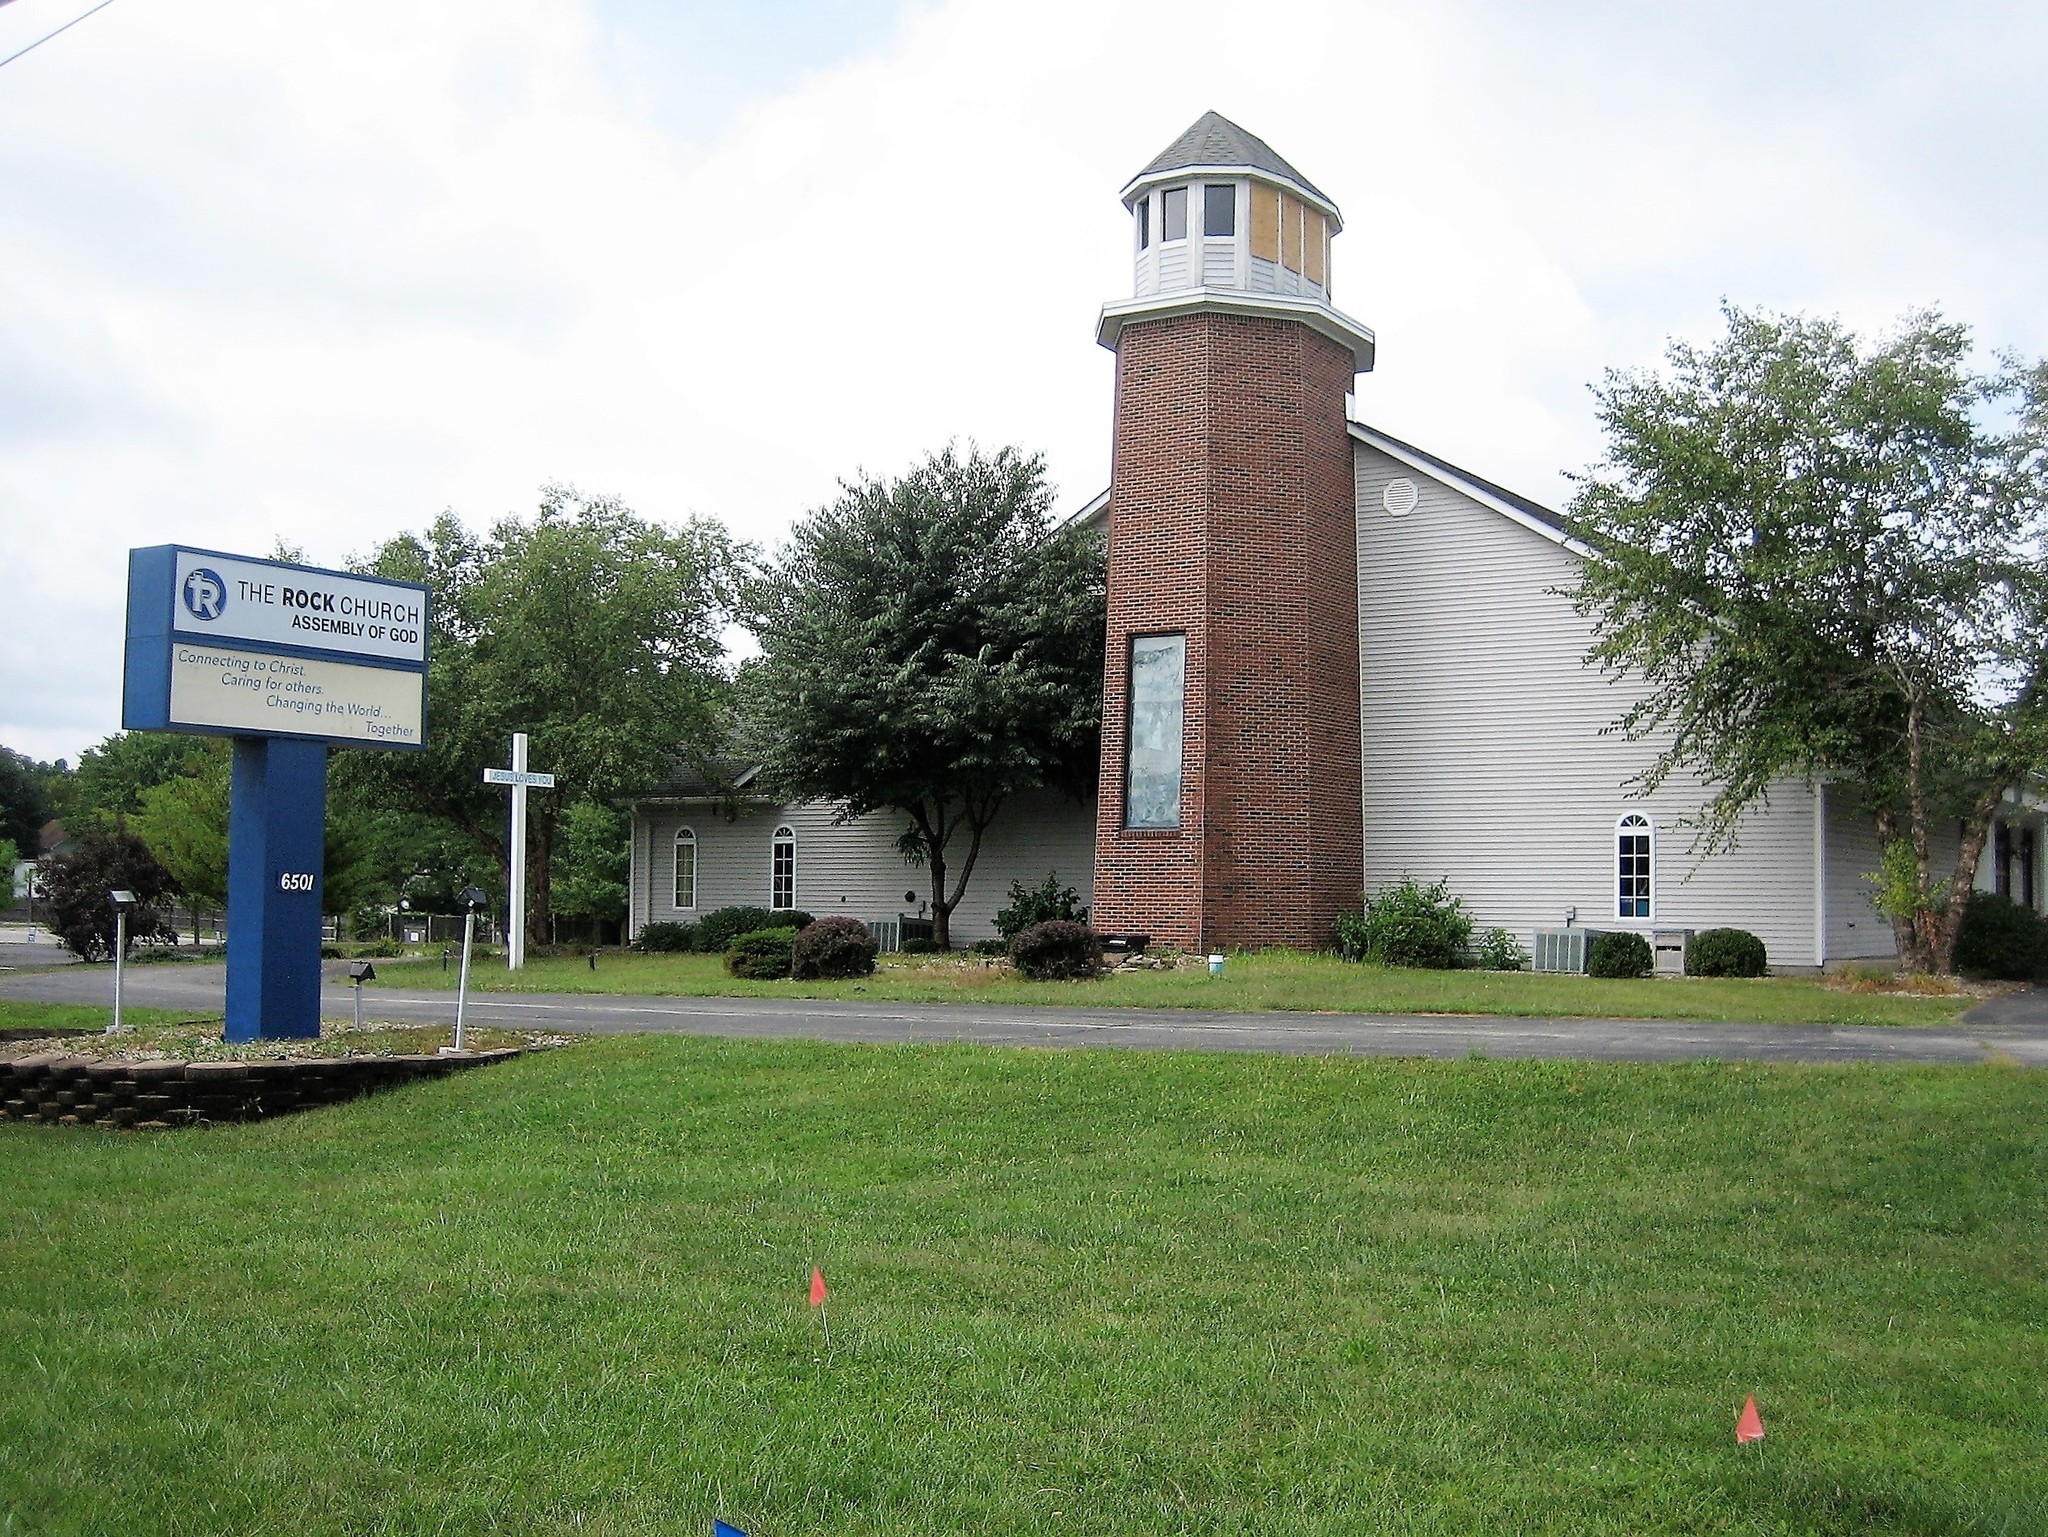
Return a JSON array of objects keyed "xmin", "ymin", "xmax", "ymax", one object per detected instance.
[{"xmin": 714, "ymin": 1522, "xmax": 748, "ymax": 1537}]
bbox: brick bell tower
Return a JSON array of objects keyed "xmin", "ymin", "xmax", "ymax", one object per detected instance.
[{"xmin": 1091, "ymin": 112, "xmax": 1375, "ymax": 952}]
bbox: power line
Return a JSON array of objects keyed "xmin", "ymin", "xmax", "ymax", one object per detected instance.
[{"xmin": 0, "ymin": 0, "xmax": 119, "ymax": 73}]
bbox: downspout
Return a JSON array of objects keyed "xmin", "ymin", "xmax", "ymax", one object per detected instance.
[{"xmin": 1812, "ymin": 783, "xmax": 1828, "ymax": 969}]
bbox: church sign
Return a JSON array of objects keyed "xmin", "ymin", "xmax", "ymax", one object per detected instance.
[{"xmin": 123, "ymin": 545, "xmax": 431, "ymax": 1043}]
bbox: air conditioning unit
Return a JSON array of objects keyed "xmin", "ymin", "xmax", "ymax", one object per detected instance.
[
  {"xmin": 1532, "ymin": 927, "xmax": 1595, "ymax": 974},
  {"xmin": 1651, "ymin": 929, "xmax": 1693, "ymax": 977}
]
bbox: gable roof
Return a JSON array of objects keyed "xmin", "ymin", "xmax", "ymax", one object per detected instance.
[
  {"xmin": 1348, "ymin": 421, "xmax": 1585, "ymax": 554},
  {"xmin": 1123, "ymin": 111, "xmax": 1333, "ymax": 211}
]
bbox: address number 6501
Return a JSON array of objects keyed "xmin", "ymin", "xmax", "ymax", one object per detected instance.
[{"xmin": 278, "ymin": 872, "xmax": 315, "ymax": 892}]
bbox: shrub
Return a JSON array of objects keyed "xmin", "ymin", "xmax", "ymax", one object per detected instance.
[
  {"xmin": 724, "ymin": 926, "xmax": 800, "ymax": 980},
  {"xmin": 969, "ymin": 938, "xmax": 1009, "ymax": 957},
  {"xmin": 1009, "ymin": 920, "xmax": 1103, "ymax": 980},
  {"xmin": 901, "ymin": 937, "xmax": 939, "ymax": 955},
  {"xmin": 38, "ymin": 829, "xmax": 178, "ymax": 961},
  {"xmin": 791, "ymin": 917, "xmax": 878, "ymax": 980},
  {"xmin": 1335, "ymin": 877, "xmax": 1472, "ymax": 969},
  {"xmin": 994, "ymin": 872, "xmax": 1089, "ymax": 942},
  {"xmin": 1953, "ymin": 892, "xmax": 2048, "ymax": 981},
  {"xmin": 1686, "ymin": 927, "xmax": 1769, "ymax": 978},
  {"xmin": 1587, "ymin": 930, "xmax": 1653, "ymax": 979},
  {"xmin": 636, "ymin": 920, "xmax": 697, "ymax": 953},
  {"xmin": 699, "ymin": 905, "xmax": 812, "ymax": 953},
  {"xmin": 1473, "ymin": 927, "xmax": 1529, "ymax": 971}
]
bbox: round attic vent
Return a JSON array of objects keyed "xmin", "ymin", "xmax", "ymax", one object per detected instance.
[{"xmin": 1382, "ymin": 477, "xmax": 1419, "ymax": 516}]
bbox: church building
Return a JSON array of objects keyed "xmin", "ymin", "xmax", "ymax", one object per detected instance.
[{"xmin": 627, "ymin": 113, "xmax": 2043, "ymax": 969}]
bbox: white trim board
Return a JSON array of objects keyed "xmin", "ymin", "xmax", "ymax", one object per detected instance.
[{"xmin": 1350, "ymin": 423, "xmax": 1590, "ymax": 557}]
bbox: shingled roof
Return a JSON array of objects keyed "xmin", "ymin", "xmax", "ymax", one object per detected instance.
[{"xmin": 1128, "ymin": 111, "xmax": 1332, "ymax": 206}]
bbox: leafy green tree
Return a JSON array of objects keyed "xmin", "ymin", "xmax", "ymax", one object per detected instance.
[
  {"xmin": 1570, "ymin": 305, "xmax": 2048, "ymax": 972},
  {"xmin": 351, "ymin": 487, "xmax": 736, "ymax": 947},
  {"xmin": 131, "ymin": 740, "xmax": 395, "ymax": 928},
  {"xmin": 69, "ymin": 732, "xmax": 206, "ymax": 828},
  {"xmin": 550, "ymin": 799, "xmax": 630, "ymax": 939},
  {"xmin": 0, "ymin": 746, "xmax": 58, "ymax": 849},
  {"xmin": 743, "ymin": 444, "xmax": 1106, "ymax": 949}
]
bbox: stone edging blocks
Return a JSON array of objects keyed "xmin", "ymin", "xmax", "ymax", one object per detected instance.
[{"xmin": 0, "ymin": 1049, "xmax": 521, "ymax": 1129}]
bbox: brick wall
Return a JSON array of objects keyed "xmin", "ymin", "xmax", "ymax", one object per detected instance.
[{"xmin": 1093, "ymin": 310, "xmax": 1363, "ymax": 951}]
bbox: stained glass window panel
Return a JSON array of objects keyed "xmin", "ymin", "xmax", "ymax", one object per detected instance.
[{"xmin": 1125, "ymin": 634, "xmax": 1186, "ymax": 829}]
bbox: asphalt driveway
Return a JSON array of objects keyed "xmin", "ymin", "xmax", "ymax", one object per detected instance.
[{"xmin": 5, "ymin": 959, "xmax": 2047, "ymax": 1066}]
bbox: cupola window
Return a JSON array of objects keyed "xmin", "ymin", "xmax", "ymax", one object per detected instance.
[
  {"xmin": 1136, "ymin": 195, "xmax": 1150, "ymax": 250},
  {"xmin": 1204, "ymin": 184, "xmax": 1235, "ymax": 238},
  {"xmin": 1161, "ymin": 186, "xmax": 1187, "ymax": 242}
]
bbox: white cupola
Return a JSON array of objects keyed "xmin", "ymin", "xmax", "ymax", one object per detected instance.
[
  {"xmin": 1123, "ymin": 110, "xmax": 1341, "ymax": 303},
  {"xmin": 1099, "ymin": 111, "xmax": 1375, "ymax": 375}
]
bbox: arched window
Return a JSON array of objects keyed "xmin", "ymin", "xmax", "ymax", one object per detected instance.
[
  {"xmin": 1617, "ymin": 814, "xmax": 1653, "ymax": 919},
  {"xmin": 672, "ymin": 828, "xmax": 696, "ymax": 911},
  {"xmin": 771, "ymin": 824, "xmax": 796, "ymax": 911}
]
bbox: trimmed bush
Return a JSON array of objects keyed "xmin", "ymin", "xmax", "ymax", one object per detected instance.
[
  {"xmin": 994, "ymin": 873, "xmax": 1089, "ymax": 942},
  {"xmin": 791, "ymin": 917, "xmax": 878, "ymax": 980},
  {"xmin": 724, "ymin": 926, "xmax": 800, "ymax": 979},
  {"xmin": 1588, "ymin": 930, "xmax": 1653, "ymax": 979},
  {"xmin": 699, "ymin": 906, "xmax": 813, "ymax": 953},
  {"xmin": 1473, "ymin": 927, "xmax": 1529, "ymax": 972},
  {"xmin": 901, "ymin": 937, "xmax": 940, "ymax": 955},
  {"xmin": 1009, "ymin": 920, "xmax": 1103, "ymax": 981},
  {"xmin": 1335, "ymin": 877, "xmax": 1472, "ymax": 969},
  {"xmin": 1686, "ymin": 927, "xmax": 1769, "ymax": 978},
  {"xmin": 636, "ymin": 920, "xmax": 697, "ymax": 953},
  {"xmin": 1953, "ymin": 892, "xmax": 2048, "ymax": 981}
]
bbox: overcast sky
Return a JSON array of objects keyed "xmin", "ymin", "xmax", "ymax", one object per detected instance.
[{"xmin": 3, "ymin": 0, "xmax": 2043, "ymax": 764}]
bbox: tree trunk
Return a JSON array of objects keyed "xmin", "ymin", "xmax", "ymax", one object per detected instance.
[
  {"xmin": 528, "ymin": 805, "xmax": 557, "ymax": 951},
  {"xmin": 1933, "ymin": 790, "xmax": 2008, "ymax": 974},
  {"xmin": 1874, "ymin": 806, "xmax": 1930, "ymax": 970}
]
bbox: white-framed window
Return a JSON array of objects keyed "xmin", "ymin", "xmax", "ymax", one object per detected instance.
[
  {"xmin": 1135, "ymin": 193, "xmax": 1150, "ymax": 250},
  {"xmin": 1617, "ymin": 814, "xmax": 1653, "ymax": 919},
  {"xmin": 1161, "ymin": 185, "xmax": 1188, "ymax": 242},
  {"xmin": 771, "ymin": 824, "xmax": 796, "ymax": 911},
  {"xmin": 672, "ymin": 827, "xmax": 697, "ymax": 911}
]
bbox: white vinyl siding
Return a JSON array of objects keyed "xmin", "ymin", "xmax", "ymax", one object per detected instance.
[
  {"xmin": 633, "ymin": 790, "xmax": 1098, "ymax": 943},
  {"xmin": 1355, "ymin": 441, "xmax": 1821, "ymax": 965}
]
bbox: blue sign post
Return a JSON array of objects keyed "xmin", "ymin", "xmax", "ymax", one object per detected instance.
[{"xmin": 123, "ymin": 545, "xmax": 430, "ymax": 1042}]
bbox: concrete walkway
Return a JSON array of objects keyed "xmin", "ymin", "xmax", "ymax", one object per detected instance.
[{"xmin": 5, "ymin": 959, "xmax": 2047, "ymax": 1066}]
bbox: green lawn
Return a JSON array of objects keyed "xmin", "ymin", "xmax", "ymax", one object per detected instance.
[
  {"xmin": 0, "ymin": 998, "xmax": 209, "ymax": 1035},
  {"xmin": 2, "ymin": 1039, "xmax": 2042, "ymax": 1534},
  {"xmin": 371, "ymin": 948, "xmax": 1973, "ymax": 1028}
]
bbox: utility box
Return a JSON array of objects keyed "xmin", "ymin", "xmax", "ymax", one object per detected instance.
[
  {"xmin": 1652, "ymin": 929, "xmax": 1693, "ymax": 977},
  {"xmin": 1532, "ymin": 927, "xmax": 1595, "ymax": 974}
]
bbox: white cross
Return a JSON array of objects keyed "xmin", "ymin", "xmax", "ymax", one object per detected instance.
[{"xmin": 482, "ymin": 733, "xmax": 555, "ymax": 970}]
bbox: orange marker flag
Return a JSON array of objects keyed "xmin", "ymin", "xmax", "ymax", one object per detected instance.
[
  {"xmin": 809, "ymin": 1267, "xmax": 828, "ymax": 1308},
  {"xmin": 1736, "ymin": 1395, "xmax": 1765, "ymax": 1444}
]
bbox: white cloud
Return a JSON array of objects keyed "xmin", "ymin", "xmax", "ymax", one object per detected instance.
[{"xmin": 1, "ymin": 0, "xmax": 2041, "ymax": 761}]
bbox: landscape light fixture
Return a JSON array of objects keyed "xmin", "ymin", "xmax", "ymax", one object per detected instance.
[
  {"xmin": 107, "ymin": 889, "xmax": 138, "ymax": 1032},
  {"xmin": 346, "ymin": 960, "xmax": 376, "ymax": 1031},
  {"xmin": 449, "ymin": 888, "xmax": 490, "ymax": 1054}
]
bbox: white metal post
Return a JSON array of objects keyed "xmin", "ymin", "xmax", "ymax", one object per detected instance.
[
  {"xmin": 509, "ymin": 732, "xmax": 527, "ymax": 971},
  {"xmin": 111, "ymin": 909, "xmax": 127, "ymax": 1031},
  {"xmin": 454, "ymin": 906, "xmax": 475, "ymax": 1051}
]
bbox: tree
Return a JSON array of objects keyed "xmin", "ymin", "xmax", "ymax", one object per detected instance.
[
  {"xmin": 0, "ymin": 746, "xmax": 58, "ymax": 849},
  {"xmin": 69, "ymin": 732, "xmax": 206, "ymax": 828},
  {"xmin": 133, "ymin": 746, "xmax": 229, "ymax": 940},
  {"xmin": 743, "ymin": 444, "xmax": 1106, "ymax": 949},
  {"xmin": 38, "ymin": 827, "xmax": 177, "ymax": 960},
  {"xmin": 1569, "ymin": 304, "xmax": 2048, "ymax": 972},
  {"xmin": 131, "ymin": 739, "xmax": 407, "ymax": 931},
  {"xmin": 351, "ymin": 487, "xmax": 736, "ymax": 947},
  {"xmin": 550, "ymin": 799, "xmax": 630, "ymax": 940}
]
